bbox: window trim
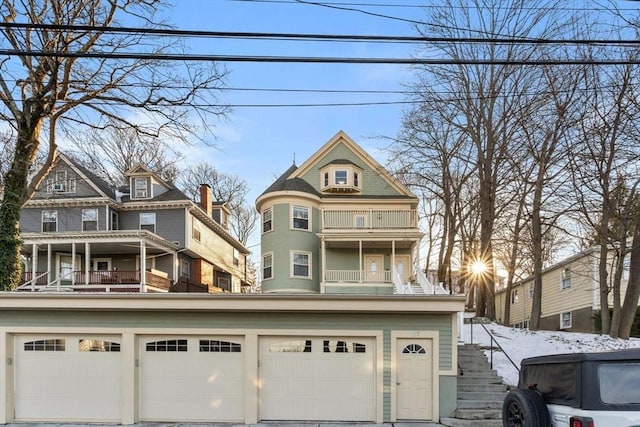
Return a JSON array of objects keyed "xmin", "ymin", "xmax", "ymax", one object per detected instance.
[
  {"xmin": 262, "ymin": 207, "xmax": 273, "ymax": 234},
  {"xmin": 262, "ymin": 252, "xmax": 273, "ymax": 281},
  {"xmin": 561, "ymin": 268, "xmax": 571, "ymax": 290},
  {"xmin": 511, "ymin": 289, "xmax": 519, "ymax": 304},
  {"xmin": 291, "ymin": 250, "xmax": 312, "ymax": 279},
  {"xmin": 139, "ymin": 212, "xmax": 156, "ymax": 233},
  {"xmin": 291, "ymin": 205, "xmax": 311, "ymax": 231},
  {"xmin": 133, "ymin": 177, "xmax": 151, "ymax": 199},
  {"xmin": 319, "ymin": 164, "xmax": 363, "ymax": 192},
  {"xmin": 42, "ymin": 210, "xmax": 58, "ymax": 232},
  {"xmin": 82, "ymin": 208, "xmax": 98, "ymax": 231},
  {"xmin": 560, "ymin": 311, "xmax": 572, "ymax": 329}
]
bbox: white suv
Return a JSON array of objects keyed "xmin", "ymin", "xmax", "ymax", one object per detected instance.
[{"xmin": 502, "ymin": 348, "xmax": 640, "ymax": 427}]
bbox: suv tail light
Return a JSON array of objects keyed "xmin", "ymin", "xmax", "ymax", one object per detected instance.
[{"xmin": 570, "ymin": 417, "xmax": 594, "ymax": 427}]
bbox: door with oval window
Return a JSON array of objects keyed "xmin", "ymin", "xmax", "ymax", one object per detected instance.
[
  {"xmin": 364, "ymin": 254, "xmax": 384, "ymax": 282},
  {"xmin": 396, "ymin": 338, "xmax": 433, "ymax": 420}
]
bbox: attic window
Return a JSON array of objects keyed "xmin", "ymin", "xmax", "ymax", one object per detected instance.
[
  {"xmin": 320, "ymin": 164, "xmax": 362, "ymax": 193},
  {"xmin": 134, "ymin": 177, "xmax": 150, "ymax": 199}
]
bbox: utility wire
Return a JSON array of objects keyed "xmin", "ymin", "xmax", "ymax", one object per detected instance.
[
  {"xmin": 2, "ymin": 49, "xmax": 640, "ymax": 65},
  {"xmin": 4, "ymin": 23, "xmax": 640, "ymax": 46}
]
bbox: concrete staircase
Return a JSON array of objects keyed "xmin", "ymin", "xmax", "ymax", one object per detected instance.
[{"xmin": 440, "ymin": 344, "xmax": 507, "ymax": 427}]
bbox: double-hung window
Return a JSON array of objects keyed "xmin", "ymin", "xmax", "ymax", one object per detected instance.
[
  {"xmin": 335, "ymin": 170, "xmax": 348, "ymax": 185},
  {"xmin": 82, "ymin": 208, "xmax": 98, "ymax": 231},
  {"xmin": 561, "ymin": 268, "xmax": 571, "ymax": 289},
  {"xmin": 262, "ymin": 208, "xmax": 272, "ymax": 233},
  {"xmin": 292, "ymin": 251, "xmax": 311, "ymax": 279},
  {"xmin": 263, "ymin": 253, "xmax": 273, "ymax": 280},
  {"xmin": 560, "ymin": 312, "xmax": 572, "ymax": 329},
  {"xmin": 292, "ymin": 206, "xmax": 310, "ymax": 230},
  {"xmin": 42, "ymin": 210, "xmax": 58, "ymax": 232},
  {"xmin": 134, "ymin": 177, "xmax": 150, "ymax": 199},
  {"xmin": 140, "ymin": 212, "xmax": 156, "ymax": 233}
]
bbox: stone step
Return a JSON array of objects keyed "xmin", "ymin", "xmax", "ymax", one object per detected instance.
[
  {"xmin": 458, "ymin": 369, "xmax": 499, "ymax": 377},
  {"xmin": 440, "ymin": 417, "xmax": 503, "ymax": 427},
  {"xmin": 454, "ymin": 407, "xmax": 502, "ymax": 420},
  {"xmin": 458, "ymin": 391, "xmax": 507, "ymax": 401},
  {"xmin": 458, "ymin": 383, "xmax": 508, "ymax": 393},
  {"xmin": 458, "ymin": 376, "xmax": 504, "ymax": 385},
  {"xmin": 456, "ymin": 399, "xmax": 503, "ymax": 410}
]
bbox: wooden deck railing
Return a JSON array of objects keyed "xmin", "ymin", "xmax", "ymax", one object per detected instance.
[{"xmin": 20, "ymin": 270, "xmax": 171, "ymax": 291}]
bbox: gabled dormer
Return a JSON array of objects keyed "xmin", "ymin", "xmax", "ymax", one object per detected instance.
[
  {"xmin": 319, "ymin": 159, "xmax": 363, "ymax": 194},
  {"xmin": 125, "ymin": 164, "xmax": 169, "ymax": 201}
]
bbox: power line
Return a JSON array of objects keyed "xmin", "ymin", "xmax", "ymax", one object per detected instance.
[
  {"xmin": 3, "ymin": 49, "xmax": 640, "ymax": 65},
  {"xmin": 4, "ymin": 23, "xmax": 640, "ymax": 48}
]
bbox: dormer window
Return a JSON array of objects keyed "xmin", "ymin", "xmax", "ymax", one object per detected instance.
[
  {"xmin": 320, "ymin": 163, "xmax": 362, "ymax": 193},
  {"xmin": 134, "ymin": 177, "xmax": 150, "ymax": 199}
]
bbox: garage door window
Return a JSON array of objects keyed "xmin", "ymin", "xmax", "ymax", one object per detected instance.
[
  {"xmin": 402, "ymin": 344, "xmax": 427, "ymax": 354},
  {"xmin": 199, "ymin": 340, "xmax": 241, "ymax": 352},
  {"xmin": 269, "ymin": 339, "xmax": 312, "ymax": 352},
  {"xmin": 24, "ymin": 339, "xmax": 65, "ymax": 351},
  {"xmin": 323, "ymin": 340, "xmax": 366, "ymax": 353},
  {"xmin": 79, "ymin": 339, "xmax": 120, "ymax": 352},
  {"xmin": 146, "ymin": 339, "xmax": 187, "ymax": 352}
]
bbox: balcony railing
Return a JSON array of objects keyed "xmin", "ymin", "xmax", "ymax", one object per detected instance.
[
  {"xmin": 19, "ymin": 270, "xmax": 171, "ymax": 292},
  {"xmin": 324, "ymin": 270, "xmax": 392, "ymax": 283},
  {"xmin": 322, "ymin": 209, "xmax": 417, "ymax": 230}
]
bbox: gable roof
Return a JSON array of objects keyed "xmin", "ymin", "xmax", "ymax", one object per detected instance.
[
  {"xmin": 57, "ymin": 153, "xmax": 116, "ymax": 198},
  {"xmin": 289, "ymin": 130, "xmax": 416, "ymax": 198}
]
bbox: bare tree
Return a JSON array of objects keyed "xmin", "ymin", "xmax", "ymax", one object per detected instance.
[
  {"xmin": 178, "ymin": 162, "xmax": 257, "ymax": 245},
  {"xmin": 405, "ymin": 0, "xmax": 565, "ymax": 319},
  {"xmin": 67, "ymin": 123, "xmax": 184, "ymax": 186},
  {"xmin": 0, "ymin": 0, "xmax": 227, "ymax": 290}
]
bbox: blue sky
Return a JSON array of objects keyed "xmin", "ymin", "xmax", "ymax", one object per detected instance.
[{"xmin": 168, "ymin": 0, "xmax": 421, "ymax": 208}]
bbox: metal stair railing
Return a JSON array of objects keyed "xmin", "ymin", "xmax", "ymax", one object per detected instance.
[{"xmin": 469, "ymin": 317, "xmax": 520, "ymax": 373}]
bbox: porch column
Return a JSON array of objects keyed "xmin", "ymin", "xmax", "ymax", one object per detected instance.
[
  {"xmin": 85, "ymin": 242, "xmax": 91, "ymax": 285},
  {"xmin": 46, "ymin": 244, "xmax": 52, "ymax": 286},
  {"xmin": 391, "ymin": 240, "xmax": 396, "ymax": 283},
  {"xmin": 321, "ymin": 238, "xmax": 326, "ymax": 292},
  {"xmin": 31, "ymin": 244, "xmax": 38, "ymax": 290},
  {"xmin": 71, "ymin": 243, "xmax": 76, "ymax": 285},
  {"xmin": 173, "ymin": 250, "xmax": 178, "ymax": 283},
  {"xmin": 140, "ymin": 241, "xmax": 146, "ymax": 292},
  {"xmin": 359, "ymin": 240, "xmax": 363, "ymax": 283}
]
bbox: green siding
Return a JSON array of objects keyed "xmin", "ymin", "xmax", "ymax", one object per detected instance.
[
  {"xmin": 299, "ymin": 141, "xmax": 403, "ymax": 196},
  {"xmin": 439, "ymin": 376, "xmax": 458, "ymax": 418},
  {"xmin": 261, "ymin": 203, "xmax": 321, "ymax": 292}
]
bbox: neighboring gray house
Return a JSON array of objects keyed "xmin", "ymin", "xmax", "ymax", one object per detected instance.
[{"xmin": 18, "ymin": 153, "xmax": 251, "ymax": 293}]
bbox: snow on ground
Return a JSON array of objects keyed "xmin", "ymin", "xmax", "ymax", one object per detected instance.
[{"xmin": 461, "ymin": 321, "xmax": 640, "ymax": 386}]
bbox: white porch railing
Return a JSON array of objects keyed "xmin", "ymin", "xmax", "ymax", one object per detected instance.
[
  {"xmin": 416, "ymin": 264, "xmax": 448, "ymax": 295},
  {"xmin": 322, "ymin": 209, "xmax": 417, "ymax": 230},
  {"xmin": 324, "ymin": 270, "xmax": 392, "ymax": 283},
  {"xmin": 392, "ymin": 266, "xmax": 413, "ymax": 295}
]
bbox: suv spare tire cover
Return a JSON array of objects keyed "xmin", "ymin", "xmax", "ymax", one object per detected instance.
[{"xmin": 502, "ymin": 389, "xmax": 551, "ymax": 427}]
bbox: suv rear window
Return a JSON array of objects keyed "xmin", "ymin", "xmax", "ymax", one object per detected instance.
[{"xmin": 598, "ymin": 363, "xmax": 640, "ymax": 404}]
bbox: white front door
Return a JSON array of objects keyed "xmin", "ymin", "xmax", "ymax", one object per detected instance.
[
  {"xmin": 394, "ymin": 255, "xmax": 411, "ymax": 283},
  {"xmin": 57, "ymin": 255, "xmax": 80, "ymax": 281},
  {"xmin": 364, "ymin": 254, "xmax": 384, "ymax": 282},
  {"xmin": 396, "ymin": 338, "xmax": 433, "ymax": 420}
]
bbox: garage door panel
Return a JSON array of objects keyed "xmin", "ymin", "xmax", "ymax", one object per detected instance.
[
  {"xmin": 260, "ymin": 336, "xmax": 375, "ymax": 421},
  {"xmin": 14, "ymin": 335, "xmax": 121, "ymax": 422},
  {"xmin": 139, "ymin": 336, "xmax": 244, "ymax": 422}
]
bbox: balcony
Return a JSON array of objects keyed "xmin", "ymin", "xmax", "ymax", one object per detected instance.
[
  {"xmin": 19, "ymin": 270, "xmax": 171, "ymax": 292},
  {"xmin": 322, "ymin": 209, "xmax": 417, "ymax": 230}
]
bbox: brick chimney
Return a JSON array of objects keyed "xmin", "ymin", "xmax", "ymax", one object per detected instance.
[{"xmin": 199, "ymin": 184, "xmax": 212, "ymax": 217}]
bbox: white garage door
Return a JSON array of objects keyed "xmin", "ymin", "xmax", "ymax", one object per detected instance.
[
  {"xmin": 139, "ymin": 336, "xmax": 244, "ymax": 422},
  {"xmin": 14, "ymin": 335, "xmax": 121, "ymax": 422},
  {"xmin": 260, "ymin": 336, "xmax": 375, "ymax": 421}
]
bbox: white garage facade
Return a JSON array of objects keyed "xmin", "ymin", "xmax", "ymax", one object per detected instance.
[{"xmin": 0, "ymin": 294, "xmax": 464, "ymax": 424}]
